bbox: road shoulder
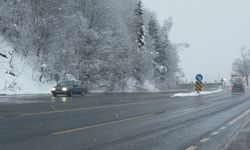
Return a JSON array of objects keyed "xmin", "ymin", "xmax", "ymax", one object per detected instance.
[{"xmin": 226, "ymin": 118, "xmax": 250, "ymax": 150}]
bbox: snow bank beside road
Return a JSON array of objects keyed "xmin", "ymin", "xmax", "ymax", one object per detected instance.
[
  {"xmin": 171, "ymin": 88, "xmax": 223, "ymax": 98},
  {"xmin": 0, "ymin": 36, "xmax": 54, "ymax": 95}
]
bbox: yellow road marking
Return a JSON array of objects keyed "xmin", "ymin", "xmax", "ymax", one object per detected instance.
[
  {"xmin": 52, "ymin": 114, "xmax": 154, "ymax": 135},
  {"xmin": 211, "ymin": 131, "xmax": 219, "ymax": 136},
  {"xmin": 200, "ymin": 137, "xmax": 209, "ymax": 143},
  {"xmin": 185, "ymin": 146, "xmax": 197, "ymax": 150},
  {"xmin": 219, "ymin": 126, "xmax": 227, "ymax": 130},
  {"xmin": 19, "ymin": 101, "xmax": 147, "ymax": 116}
]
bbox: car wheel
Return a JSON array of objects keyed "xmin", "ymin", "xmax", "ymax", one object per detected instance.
[
  {"xmin": 67, "ymin": 91, "xmax": 73, "ymax": 97},
  {"xmin": 83, "ymin": 89, "xmax": 88, "ymax": 95},
  {"xmin": 81, "ymin": 90, "xmax": 85, "ymax": 96},
  {"xmin": 53, "ymin": 93, "xmax": 57, "ymax": 97}
]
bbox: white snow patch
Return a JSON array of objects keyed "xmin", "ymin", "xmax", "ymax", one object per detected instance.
[
  {"xmin": 158, "ymin": 65, "xmax": 168, "ymax": 74},
  {"xmin": 126, "ymin": 78, "xmax": 137, "ymax": 91},
  {"xmin": 127, "ymin": 78, "xmax": 159, "ymax": 92},
  {"xmin": 171, "ymin": 88, "xmax": 223, "ymax": 98},
  {"xmin": 0, "ymin": 35, "xmax": 55, "ymax": 95},
  {"xmin": 144, "ymin": 80, "xmax": 158, "ymax": 92}
]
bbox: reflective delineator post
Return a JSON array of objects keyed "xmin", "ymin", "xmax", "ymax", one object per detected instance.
[{"xmin": 195, "ymin": 81, "xmax": 203, "ymax": 93}]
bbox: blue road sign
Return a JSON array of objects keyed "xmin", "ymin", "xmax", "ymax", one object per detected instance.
[{"xmin": 196, "ymin": 74, "xmax": 203, "ymax": 81}]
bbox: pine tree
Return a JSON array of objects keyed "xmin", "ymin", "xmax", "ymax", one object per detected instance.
[
  {"xmin": 135, "ymin": 0, "xmax": 145, "ymax": 52},
  {"xmin": 130, "ymin": 0, "xmax": 146, "ymax": 85},
  {"xmin": 148, "ymin": 16, "xmax": 160, "ymax": 50},
  {"xmin": 147, "ymin": 16, "xmax": 164, "ymax": 64}
]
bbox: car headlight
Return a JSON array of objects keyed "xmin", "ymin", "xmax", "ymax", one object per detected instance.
[
  {"xmin": 51, "ymin": 88, "xmax": 56, "ymax": 91},
  {"xmin": 62, "ymin": 87, "xmax": 68, "ymax": 91}
]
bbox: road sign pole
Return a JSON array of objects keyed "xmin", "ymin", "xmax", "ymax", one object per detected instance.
[
  {"xmin": 195, "ymin": 74, "xmax": 203, "ymax": 93},
  {"xmin": 176, "ymin": 76, "xmax": 179, "ymax": 90}
]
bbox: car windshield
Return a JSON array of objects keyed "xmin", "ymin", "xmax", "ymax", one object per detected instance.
[
  {"xmin": 232, "ymin": 78, "xmax": 244, "ymax": 84},
  {"xmin": 58, "ymin": 81, "xmax": 73, "ymax": 86}
]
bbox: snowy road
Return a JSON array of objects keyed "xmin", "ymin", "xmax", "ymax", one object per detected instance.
[{"xmin": 0, "ymin": 89, "xmax": 250, "ymax": 150}]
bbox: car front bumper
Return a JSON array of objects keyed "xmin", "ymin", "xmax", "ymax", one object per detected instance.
[
  {"xmin": 51, "ymin": 90, "xmax": 69, "ymax": 95},
  {"xmin": 232, "ymin": 88, "xmax": 245, "ymax": 92}
]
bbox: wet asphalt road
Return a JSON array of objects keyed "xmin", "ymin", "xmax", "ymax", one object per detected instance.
[{"xmin": 1, "ymin": 89, "xmax": 250, "ymax": 150}]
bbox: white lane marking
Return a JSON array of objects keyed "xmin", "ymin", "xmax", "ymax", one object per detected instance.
[
  {"xmin": 219, "ymin": 126, "xmax": 227, "ymax": 130},
  {"xmin": 185, "ymin": 146, "xmax": 197, "ymax": 150},
  {"xmin": 52, "ymin": 114, "xmax": 154, "ymax": 135},
  {"xmin": 228, "ymin": 109, "xmax": 250, "ymax": 125},
  {"xmin": 200, "ymin": 138, "xmax": 210, "ymax": 143},
  {"xmin": 211, "ymin": 131, "xmax": 220, "ymax": 136},
  {"xmin": 19, "ymin": 101, "xmax": 147, "ymax": 116}
]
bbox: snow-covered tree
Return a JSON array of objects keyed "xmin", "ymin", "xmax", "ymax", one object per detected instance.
[
  {"xmin": 135, "ymin": 0, "xmax": 146, "ymax": 52},
  {"xmin": 0, "ymin": 0, "xmax": 186, "ymax": 91},
  {"xmin": 232, "ymin": 47, "xmax": 250, "ymax": 86},
  {"xmin": 147, "ymin": 15, "xmax": 160, "ymax": 51}
]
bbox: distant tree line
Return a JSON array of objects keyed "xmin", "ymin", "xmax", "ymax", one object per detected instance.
[
  {"xmin": 232, "ymin": 46, "xmax": 250, "ymax": 86},
  {"xmin": 0, "ymin": 0, "xmax": 187, "ymax": 91}
]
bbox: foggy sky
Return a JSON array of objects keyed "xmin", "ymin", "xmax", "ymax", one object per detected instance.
[{"xmin": 142, "ymin": 0, "xmax": 250, "ymax": 82}]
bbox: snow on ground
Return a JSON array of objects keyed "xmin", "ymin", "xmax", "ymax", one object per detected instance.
[
  {"xmin": 144, "ymin": 80, "xmax": 159, "ymax": 92},
  {"xmin": 126, "ymin": 78, "xmax": 159, "ymax": 92},
  {"xmin": 0, "ymin": 35, "xmax": 55, "ymax": 95},
  {"xmin": 171, "ymin": 88, "xmax": 223, "ymax": 98}
]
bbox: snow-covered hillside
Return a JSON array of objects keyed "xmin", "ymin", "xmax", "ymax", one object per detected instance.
[{"xmin": 0, "ymin": 36, "xmax": 54, "ymax": 95}]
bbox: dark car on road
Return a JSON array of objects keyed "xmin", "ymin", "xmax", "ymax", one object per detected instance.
[
  {"xmin": 51, "ymin": 81, "xmax": 87, "ymax": 97},
  {"xmin": 231, "ymin": 77, "xmax": 245, "ymax": 94}
]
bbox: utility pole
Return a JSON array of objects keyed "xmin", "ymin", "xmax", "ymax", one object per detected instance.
[
  {"xmin": 122, "ymin": 71, "xmax": 126, "ymax": 92},
  {"xmin": 176, "ymin": 75, "xmax": 179, "ymax": 90}
]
